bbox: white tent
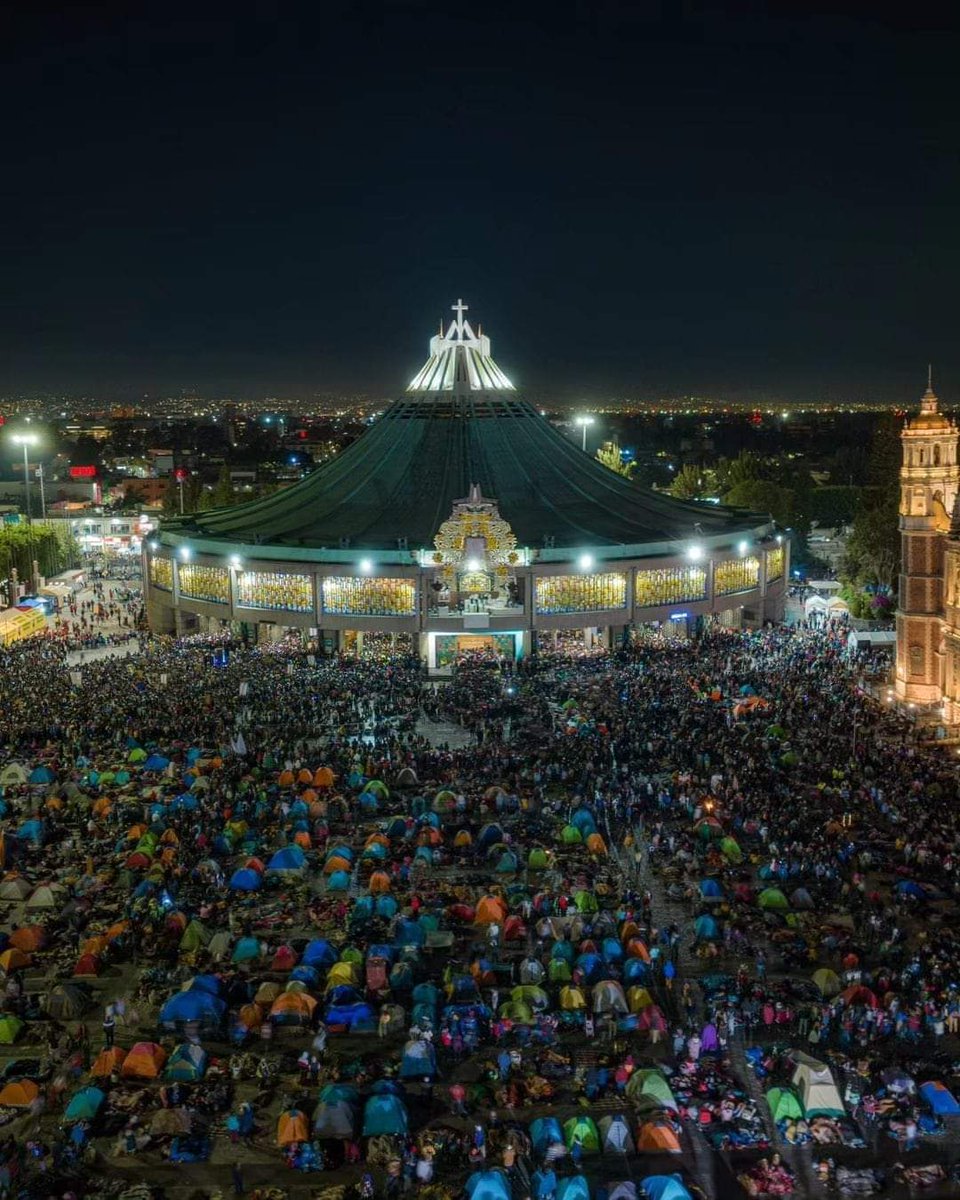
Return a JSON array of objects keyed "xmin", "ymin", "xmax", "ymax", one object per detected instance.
[
  {"xmin": 599, "ymin": 1114, "xmax": 635, "ymax": 1155},
  {"xmin": 791, "ymin": 1052, "xmax": 845, "ymax": 1116}
]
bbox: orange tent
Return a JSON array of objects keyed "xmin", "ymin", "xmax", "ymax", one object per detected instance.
[
  {"xmin": 637, "ymin": 1121, "xmax": 681, "ymax": 1153},
  {"xmin": 45, "ymin": 796, "xmax": 63, "ymax": 810},
  {"xmin": 297, "ymin": 768, "xmax": 313, "ymax": 785},
  {"xmin": 0, "ymin": 1079, "xmax": 38, "ymax": 1107},
  {"xmin": 314, "ymin": 766, "xmax": 335, "ymax": 788},
  {"xmin": 586, "ymin": 833, "xmax": 607, "ymax": 855},
  {"xmin": 277, "ymin": 1109, "xmax": 309, "ymax": 1145},
  {"xmin": 92, "ymin": 797, "xmax": 112, "ymax": 817},
  {"xmin": 106, "ymin": 920, "xmax": 130, "ymax": 942},
  {"xmin": 122, "ymin": 1042, "xmax": 167, "ymax": 1079},
  {"xmin": 160, "ymin": 830, "xmax": 179, "ymax": 846},
  {"xmin": 0, "ymin": 948, "xmax": 32, "ymax": 972},
  {"xmin": 278, "ymin": 770, "xmax": 295, "ymax": 787},
  {"xmin": 245, "ymin": 857, "xmax": 266, "ymax": 875},
  {"xmin": 238, "ymin": 1002, "xmax": 264, "ymax": 1029},
  {"xmin": 365, "ymin": 834, "xmax": 390, "ymax": 848},
  {"xmin": 418, "ymin": 827, "xmax": 442, "ymax": 846},
  {"xmin": 9, "ymin": 926, "xmax": 45, "ymax": 953},
  {"xmin": 73, "ymin": 953, "xmax": 102, "ymax": 977},
  {"xmin": 625, "ymin": 939, "xmax": 652, "ymax": 963},
  {"xmin": 269, "ymin": 993, "xmax": 317, "ymax": 1022},
  {"xmin": 368, "ymin": 871, "xmax": 391, "ymax": 894},
  {"xmin": 160, "ymin": 847, "xmax": 177, "ymax": 866},
  {"xmin": 293, "ymin": 831, "xmax": 311, "ymax": 849},
  {"xmin": 474, "ymin": 895, "xmax": 508, "ymax": 925},
  {"xmin": 90, "ymin": 1046, "xmax": 126, "ymax": 1077},
  {"xmin": 308, "ymin": 801, "xmax": 326, "ymax": 819},
  {"xmin": 80, "ymin": 936, "xmax": 109, "ymax": 958},
  {"xmin": 324, "ymin": 856, "xmax": 352, "ymax": 875},
  {"xmin": 454, "ymin": 830, "xmax": 472, "ymax": 847},
  {"xmin": 301, "ymin": 788, "xmax": 317, "ymax": 803},
  {"xmin": 620, "ymin": 920, "xmax": 641, "ymax": 944}
]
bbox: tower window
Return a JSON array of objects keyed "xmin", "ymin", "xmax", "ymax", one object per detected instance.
[
  {"xmin": 935, "ymin": 445, "xmax": 942, "ymax": 466},
  {"xmin": 919, "ymin": 448, "xmax": 925, "ymax": 465}
]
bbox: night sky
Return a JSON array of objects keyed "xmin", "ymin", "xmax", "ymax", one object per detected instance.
[{"xmin": 1, "ymin": 1, "xmax": 958, "ymax": 402}]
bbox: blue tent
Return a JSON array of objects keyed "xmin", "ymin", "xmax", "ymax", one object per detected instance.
[
  {"xmin": 29, "ymin": 766, "xmax": 55, "ymax": 785},
  {"xmin": 229, "ymin": 867, "xmax": 261, "ymax": 892},
  {"xmin": 268, "ymin": 846, "xmax": 306, "ymax": 872},
  {"xmin": 290, "ymin": 965, "xmax": 321, "ymax": 987},
  {"xmin": 395, "ymin": 919, "xmax": 426, "ymax": 947},
  {"xmin": 896, "ymin": 880, "xmax": 928, "ymax": 899},
  {"xmin": 327, "ymin": 985, "xmax": 363, "ymax": 1006},
  {"xmin": 302, "ymin": 940, "xmax": 337, "ymax": 968},
  {"xmin": 160, "ymin": 990, "xmax": 225, "ymax": 1025},
  {"xmin": 362, "ymin": 1093, "xmax": 408, "ymax": 1136},
  {"xmin": 623, "ymin": 959, "xmax": 648, "ymax": 983},
  {"xmin": 328, "ymin": 845, "xmax": 354, "ymax": 861},
  {"xmin": 466, "ymin": 1171, "xmax": 511, "ymax": 1200},
  {"xmin": 326, "ymin": 1001, "xmax": 376, "ymax": 1032},
  {"xmin": 400, "ymin": 1038, "xmax": 437, "ymax": 1079},
  {"xmin": 387, "ymin": 817, "xmax": 408, "ymax": 838},
  {"xmin": 575, "ymin": 952, "xmax": 604, "ymax": 983},
  {"xmin": 920, "ymin": 1081, "xmax": 960, "ymax": 1115},
  {"xmin": 699, "ymin": 879, "xmax": 723, "ymax": 899},
  {"xmin": 532, "ymin": 1171, "xmax": 558, "ymax": 1200},
  {"xmin": 359, "ymin": 792, "xmax": 378, "ymax": 811},
  {"xmin": 232, "ymin": 936, "xmax": 262, "ymax": 963},
  {"xmin": 694, "ymin": 914, "xmax": 718, "ymax": 940},
  {"xmin": 17, "ymin": 819, "xmax": 44, "ymax": 843},
  {"xmin": 531, "ymin": 1117, "xmax": 565, "ymax": 1154},
  {"xmin": 327, "ymin": 870, "xmax": 351, "ymax": 891},
  {"xmin": 570, "ymin": 808, "xmax": 597, "ymax": 835},
  {"xmin": 642, "ymin": 1179, "xmax": 692, "ymax": 1200},
  {"xmin": 477, "ymin": 823, "xmax": 504, "ymax": 849},
  {"xmin": 602, "ymin": 937, "xmax": 623, "ymax": 962},
  {"xmin": 143, "ymin": 754, "xmax": 170, "ymax": 771},
  {"xmin": 65, "ymin": 1086, "xmax": 104, "ymax": 1122},
  {"xmin": 557, "ymin": 1177, "xmax": 590, "ymax": 1200},
  {"xmin": 376, "ymin": 895, "xmax": 399, "ymax": 917},
  {"xmin": 165, "ymin": 1044, "xmax": 209, "ymax": 1081},
  {"xmin": 362, "ymin": 842, "xmax": 388, "ymax": 860}
]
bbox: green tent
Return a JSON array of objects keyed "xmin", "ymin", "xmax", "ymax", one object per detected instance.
[
  {"xmin": 127, "ymin": 748, "xmax": 147, "ymax": 763},
  {"xmin": 561, "ymin": 825, "xmax": 583, "ymax": 845},
  {"xmin": 719, "ymin": 837, "xmax": 742, "ymax": 864},
  {"xmin": 812, "ymin": 968, "xmax": 841, "ymax": 997},
  {"xmin": 766, "ymin": 1087, "xmax": 804, "ymax": 1123},
  {"xmin": 549, "ymin": 959, "xmax": 572, "ymax": 982},
  {"xmin": 574, "ymin": 889, "xmax": 598, "ymax": 914},
  {"xmin": 498, "ymin": 1000, "xmax": 535, "ymax": 1023},
  {"xmin": 0, "ymin": 1015, "xmax": 23, "ymax": 1045},
  {"xmin": 365, "ymin": 780, "xmax": 389, "ymax": 799},
  {"xmin": 180, "ymin": 920, "xmax": 212, "ymax": 953},
  {"xmin": 528, "ymin": 848, "xmax": 548, "ymax": 870},
  {"xmin": 625, "ymin": 1068, "xmax": 676, "ymax": 1110},
  {"xmin": 758, "ymin": 887, "xmax": 790, "ymax": 910},
  {"xmin": 563, "ymin": 1115, "xmax": 600, "ymax": 1152}
]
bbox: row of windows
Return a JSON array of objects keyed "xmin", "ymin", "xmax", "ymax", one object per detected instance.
[{"xmin": 535, "ymin": 573, "xmax": 628, "ymax": 614}]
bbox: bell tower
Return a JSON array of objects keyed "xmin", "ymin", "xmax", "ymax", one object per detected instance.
[{"xmin": 895, "ymin": 374, "xmax": 959, "ymax": 706}]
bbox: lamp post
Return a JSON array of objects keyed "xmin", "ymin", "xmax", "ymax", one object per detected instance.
[
  {"xmin": 575, "ymin": 414, "xmax": 595, "ymax": 452},
  {"xmin": 10, "ymin": 433, "xmax": 39, "ymax": 524}
]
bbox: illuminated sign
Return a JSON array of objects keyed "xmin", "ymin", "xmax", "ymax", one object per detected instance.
[{"xmin": 69, "ymin": 466, "xmax": 97, "ymax": 479}]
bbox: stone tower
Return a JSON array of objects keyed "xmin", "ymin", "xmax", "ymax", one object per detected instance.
[{"xmin": 895, "ymin": 377, "xmax": 960, "ymax": 707}]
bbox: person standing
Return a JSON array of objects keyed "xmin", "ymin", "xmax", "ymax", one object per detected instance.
[{"xmin": 102, "ymin": 1005, "xmax": 116, "ymax": 1049}]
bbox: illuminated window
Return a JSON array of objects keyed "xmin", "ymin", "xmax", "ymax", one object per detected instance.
[
  {"xmin": 149, "ymin": 556, "xmax": 173, "ymax": 591},
  {"xmin": 535, "ymin": 572, "xmax": 627, "ymax": 614},
  {"xmin": 321, "ymin": 577, "xmax": 417, "ymax": 617},
  {"xmin": 237, "ymin": 571, "xmax": 313, "ymax": 612},
  {"xmin": 715, "ymin": 556, "xmax": 761, "ymax": 596},
  {"xmin": 765, "ymin": 546, "xmax": 785, "ymax": 583},
  {"xmin": 178, "ymin": 563, "xmax": 229, "ymax": 604},
  {"xmin": 634, "ymin": 566, "xmax": 706, "ymax": 608}
]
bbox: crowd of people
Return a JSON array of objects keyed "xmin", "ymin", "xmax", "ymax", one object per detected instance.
[{"xmin": 1, "ymin": 609, "xmax": 960, "ymax": 1200}]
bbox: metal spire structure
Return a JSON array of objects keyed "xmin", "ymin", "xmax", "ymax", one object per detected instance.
[{"xmin": 407, "ymin": 298, "xmax": 515, "ymax": 395}]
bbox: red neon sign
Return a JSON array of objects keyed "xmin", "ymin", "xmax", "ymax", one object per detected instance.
[{"xmin": 70, "ymin": 465, "xmax": 97, "ymax": 478}]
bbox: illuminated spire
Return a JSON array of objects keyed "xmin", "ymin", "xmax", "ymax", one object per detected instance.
[
  {"xmin": 408, "ymin": 300, "xmax": 515, "ymax": 395},
  {"xmin": 921, "ymin": 366, "xmax": 939, "ymax": 415}
]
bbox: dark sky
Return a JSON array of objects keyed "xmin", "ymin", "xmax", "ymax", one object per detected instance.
[{"xmin": 1, "ymin": 1, "xmax": 958, "ymax": 402}]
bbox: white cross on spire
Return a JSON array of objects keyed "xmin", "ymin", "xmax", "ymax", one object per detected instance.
[{"xmin": 451, "ymin": 298, "xmax": 468, "ymax": 339}]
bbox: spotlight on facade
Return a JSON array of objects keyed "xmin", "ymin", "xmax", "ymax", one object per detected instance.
[
  {"xmin": 578, "ymin": 553, "xmax": 594, "ymax": 571},
  {"xmin": 687, "ymin": 545, "xmax": 703, "ymax": 561},
  {"xmin": 230, "ymin": 555, "xmax": 242, "ymax": 567},
  {"xmin": 179, "ymin": 546, "xmax": 191, "ymax": 560},
  {"xmin": 149, "ymin": 541, "xmax": 159, "ymax": 552},
  {"xmin": 738, "ymin": 540, "xmax": 749, "ymax": 556},
  {"xmin": 466, "ymin": 558, "xmax": 481, "ymax": 571},
  {"xmin": 360, "ymin": 558, "xmax": 373, "ymax": 573}
]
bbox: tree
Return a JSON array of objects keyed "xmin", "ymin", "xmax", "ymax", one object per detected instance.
[
  {"xmin": 722, "ymin": 479, "xmax": 797, "ymax": 527},
  {"xmin": 212, "ymin": 465, "xmax": 236, "ymax": 507},
  {"xmin": 669, "ymin": 464, "xmax": 708, "ymax": 500},
  {"xmin": 595, "ymin": 441, "xmax": 636, "ymax": 479},
  {"xmin": 842, "ymin": 493, "xmax": 900, "ymax": 592}
]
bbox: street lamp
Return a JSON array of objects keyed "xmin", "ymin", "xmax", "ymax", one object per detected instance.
[
  {"xmin": 574, "ymin": 414, "xmax": 595, "ymax": 451},
  {"xmin": 10, "ymin": 433, "xmax": 39, "ymax": 524}
]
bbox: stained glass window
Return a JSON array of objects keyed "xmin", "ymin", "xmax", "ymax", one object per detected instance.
[
  {"xmin": 766, "ymin": 546, "xmax": 785, "ymax": 583},
  {"xmin": 634, "ymin": 566, "xmax": 706, "ymax": 608},
  {"xmin": 535, "ymin": 572, "xmax": 627, "ymax": 614},
  {"xmin": 237, "ymin": 571, "xmax": 313, "ymax": 612},
  {"xmin": 149, "ymin": 556, "xmax": 173, "ymax": 591},
  {"xmin": 321, "ymin": 577, "xmax": 417, "ymax": 617},
  {"xmin": 178, "ymin": 563, "xmax": 229, "ymax": 604},
  {"xmin": 715, "ymin": 556, "xmax": 761, "ymax": 597}
]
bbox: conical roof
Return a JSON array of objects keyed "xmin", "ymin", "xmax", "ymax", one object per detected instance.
[{"xmin": 163, "ymin": 304, "xmax": 772, "ymax": 557}]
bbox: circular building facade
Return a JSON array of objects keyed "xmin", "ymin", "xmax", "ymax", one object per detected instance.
[{"xmin": 145, "ymin": 303, "xmax": 788, "ymax": 663}]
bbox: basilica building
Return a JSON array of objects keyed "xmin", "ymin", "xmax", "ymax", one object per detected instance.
[{"xmin": 895, "ymin": 377, "xmax": 960, "ymax": 721}]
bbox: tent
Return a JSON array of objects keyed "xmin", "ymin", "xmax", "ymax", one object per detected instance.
[
  {"xmin": 466, "ymin": 1172, "xmax": 512, "ymax": 1200},
  {"xmin": 303, "ymin": 939, "xmax": 338, "ymax": 968},
  {"xmin": 599, "ymin": 1113, "xmax": 635, "ymax": 1154},
  {"xmin": 531, "ymin": 1117, "xmax": 565, "ymax": 1155},
  {"xmin": 557, "ymin": 1178, "xmax": 590, "ymax": 1200},
  {"xmin": 400, "ymin": 1038, "xmax": 437, "ymax": 1079},
  {"xmin": 65, "ymin": 1086, "xmax": 105, "ymax": 1122},
  {"xmin": 362, "ymin": 1093, "xmax": 408, "ymax": 1135},
  {"xmin": 560, "ymin": 986, "xmax": 587, "ymax": 1010},
  {"xmin": 90, "ymin": 1046, "xmax": 126, "ymax": 1078},
  {"xmin": 758, "ymin": 887, "xmax": 789, "ymax": 910},
  {"xmin": 574, "ymin": 889, "xmax": 598, "ymax": 914},
  {"xmin": 122, "ymin": 1042, "xmax": 167, "ymax": 1079},
  {"xmin": 625, "ymin": 1069, "xmax": 677, "ymax": 1110},
  {"xmin": 0, "ymin": 1015, "xmax": 22, "ymax": 1044},
  {"xmin": 160, "ymin": 990, "xmax": 225, "ymax": 1025},
  {"xmin": 791, "ymin": 1053, "xmax": 844, "ymax": 1117},
  {"xmin": 313, "ymin": 1086, "xmax": 360, "ymax": 1138},
  {"xmin": 270, "ymin": 993, "xmax": 318, "ymax": 1025},
  {"xmin": 267, "ymin": 846, "xmax": 306, "ymax": 874},
  {"xmin": 698, "ymin": 879, "xmax": 723, "ymax": 900},
  {"xmin": 812, "ymin": 968, "xmax": 840, "ymax": 997},
  {"xmin": 766, "ymin": 1087, "xmax": 804, "ymax": 1122},
  {"xmin": 642, "ymin": 1179, "xmax": 692, "ymax": 1200},
  {"xmin": 719, "ymin": 837, "xmax": 742, "ymax": 864},
  {"xmin": 563, "ymin": 1115, "xmax": 600, "ymax": 1153},
  {"xmin": 232, "ymin": 936, "xmax": 263, "ymax": 963},
  {"xmin": 637, "ymin": 1121, "xmax": 681, "ymax": 1153},
  {"xmin": 0, "ymin": 1079, "xmax": 38, "ymax": 1107},
  {"xmin": 165, "ymin": 1044, "xmax": 208, "ymax": 1082},
  {"xmin": 693, "ymin": 915, "xmax": 718, "ymax": 941},
  {"xmin": 920, "ymin": 1081, "xmax": 960, "ymax": 1116},
  {"xmin": 229, "ymin": 867, "xmax": 261, "ymax": 892},
  {"xmin": 592, "ymin": 980, "xmax": 628, "ymax": 1014}
]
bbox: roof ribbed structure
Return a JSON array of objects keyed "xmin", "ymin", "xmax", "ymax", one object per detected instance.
[
  {"xmin": 407, "ymin": 299, "xmax": 514, "ymax": 395},
  {"xmin": 163, "ymin": 303, "xmax": 772, "ymax": 556}
]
